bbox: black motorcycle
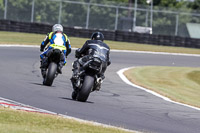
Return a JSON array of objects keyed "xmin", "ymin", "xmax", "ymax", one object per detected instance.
[
  {"xmin": 42, "ymin": 49, "xmax": 62, "ymax": 86},
  {"xmin": 71, "ymin": 55, "xmax": 105, "ymax": 102}
]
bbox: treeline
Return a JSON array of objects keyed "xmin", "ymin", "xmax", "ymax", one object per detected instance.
[
  {"xmin": 0, "ymin": 0, "xmax": 200, "ymax": 37},
  {"xmin": 114, "ymin": 0, "xmax": 200, "ymax": 10}
]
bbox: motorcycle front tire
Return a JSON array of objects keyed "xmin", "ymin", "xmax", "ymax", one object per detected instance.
[{"xmin": 43, "ymin": 62, "xmax": 57, "ymax": 86}]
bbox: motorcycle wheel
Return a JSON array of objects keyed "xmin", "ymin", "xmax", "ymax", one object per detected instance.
[
  {"xmin": 43, "ymin": 62, "xmax": 57, "ymax": 86},
  {"xmin": 76, "ymin": 75, "xmax": 94, "ymax": 102}
]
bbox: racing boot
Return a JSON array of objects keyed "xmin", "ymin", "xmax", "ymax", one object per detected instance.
[
  {"xmin": 41, "ymin": 68, "xmax": 46, "ymax": 78},
  {"xmin": 95, "ymin": 74, "xmax": 105, "ymax": 91},
  {"xmin": 71, "ymin": 60, "xmax": 81, "ymax": 80},
  {"xmin": 57, "ymin": 65, "xmax": 62, "ymax": 74},
  {"xmin": 72, "ymin": 70, "xmax": 79, "ymax": 80},
  {"xmin": 57, "ymin": 62, "xmax": 65, "ymax": 74},
  {"xmin": 40, "ymin": 57, "xmax": 48, "ymax": 69},
  {"xmin": 71, "ymin": 74, "xmax": 80, "ymax": 100},
  {"xmin": 40, "ymin": 57, "xmax": 48, "ymax": 78}
]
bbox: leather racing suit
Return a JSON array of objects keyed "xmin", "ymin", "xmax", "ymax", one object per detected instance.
[
  {"xmin": 72, "ymin": 39, "xmax": 111, "ymax": 80},
  {"xmin": 40, "ymin": 31, "xmax": 71, "ymax": 74}
]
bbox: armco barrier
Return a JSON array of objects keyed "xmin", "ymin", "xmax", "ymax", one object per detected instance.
[{"xmin": 0, "ymin": 19, "xmax": 200, "ymax": 48}]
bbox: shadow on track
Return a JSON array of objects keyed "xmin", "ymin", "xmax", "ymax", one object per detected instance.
[
  {"xmin": 59, "ymin": 97, "xmax": 94, "ymax": 104},
  {"xmin": 30, "ymin": 82, "xmax": 57, "ymax": 88}
]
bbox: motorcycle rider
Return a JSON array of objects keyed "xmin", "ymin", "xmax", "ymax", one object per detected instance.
[
  {"xmin": 40, "ymin": 24, "xmax": 71, "ymax": 78},
  {"xmin": 71, "ymin": 32, "xmax": 111, "ymax": 91}
]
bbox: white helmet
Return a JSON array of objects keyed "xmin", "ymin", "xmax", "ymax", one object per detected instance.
[{"xmin": 52, "ymin": 24, "xmax": 63, "ymax": 32}]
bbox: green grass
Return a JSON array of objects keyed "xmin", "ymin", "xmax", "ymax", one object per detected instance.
[
  {"xmin": 0, "ymin": 107, "xmax": 136, "ymax": 133},
  {"xmin": 124, "ymin": 66, "xmax": 200, "ymax": 108},
  {"xmin": 187, "ymin": 71, "xmax": 200, "ymax": 86},
  {"xmin": 0, "ymin": 31, "xmax": 200, "ymax": 54}
]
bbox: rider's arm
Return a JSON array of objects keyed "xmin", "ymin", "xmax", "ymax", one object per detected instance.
[
  {"xmin": 40, "ymin": 33, "xmax": 50, "ymax": 52},
  {"xmin": 104, "ymin": 43, "xmax": 111, "ymax": 66},
  {"xmin": 107, "ymin": 47, "xmax": 111, "ymax": 66},
  {"xmin": 65, "ymin": 38, "xmax": 71, "ymax": 57},
  {"xmin": 107, "ymin": 53, "xmax": 111, "ymax": 66},
  {"xmin": 76, "ymin": 40, "xmax": 89, "ymax": 56}
]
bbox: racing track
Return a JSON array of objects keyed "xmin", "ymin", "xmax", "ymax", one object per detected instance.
[{"xmin": 0, "ymin": 46, "xmax": 200, "ymax": 133}]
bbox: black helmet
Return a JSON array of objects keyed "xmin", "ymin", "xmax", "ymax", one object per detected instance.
[{"xmin": 91, "ymin": 32, "xmax": 104, "ymax": 42}]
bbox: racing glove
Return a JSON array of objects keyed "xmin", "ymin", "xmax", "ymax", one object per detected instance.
[{"xmin": 75, "ymin": 49, "xmax": 81, "ymax": 58}]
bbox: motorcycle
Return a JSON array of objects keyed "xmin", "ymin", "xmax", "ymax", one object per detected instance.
[
  {"xmin": 42, "ymin": 49, "xmax": 62, "ymax": 86},
  {"xmin": 71, "ymin": 55, "xmax": 105, "ymax": 102}
]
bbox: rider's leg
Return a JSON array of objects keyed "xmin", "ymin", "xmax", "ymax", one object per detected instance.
[
  {"xmin": 70, "ymin": 60, "xmax": 81, "ymax": 98},
  {"xmin": 40, "ymin": 57, "xmax": 48, "ymax": 69},
  {"xmin": 72, "ymin": 55, "xmax": 90, "ymax": 77},
  {"xmin": 100, "ymin": 62, "xmax": 107, "ymax": 80},
  {"xmin": 95, "ymin": 62, "xmax": 107, "ymax": 91},
  {"xmin": 72, "ymin": 60, "xmax": 81, "ymax": 79},
  {"xmin": 40, "ymin": 48, "xmax": 51, "ymax": 68},
  {"xmin": 57, "ymin": 53, "xmax": 66, "ymax": 74},
  {"xmin": 40, "ymin": 51, "xmax": 49, "ymax": 78}
]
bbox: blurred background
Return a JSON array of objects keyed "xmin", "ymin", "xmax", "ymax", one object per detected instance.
[{"xmin": 1, "ymin": 0, "xmax": 200, "ymax": 39}]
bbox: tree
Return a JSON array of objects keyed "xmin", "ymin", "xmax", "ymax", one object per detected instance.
[
  {"xmin": 187, "ymin": 0, "xmax": 200, "ymax": 10},
  {"xmin": 4, "ymin": 0, "xmax": 32, "ymax": 22},
  {"xmin": 34, "ymin": 0, "xmax": 60, "ymax": 24},
  {"xmin": 0, "ymin": 0, "xmax": 4, "ymax": 19}
]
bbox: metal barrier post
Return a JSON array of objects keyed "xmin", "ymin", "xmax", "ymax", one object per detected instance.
[
  {"xmin": 58, "ymin": 0, "xmax": 62, "ymax": 24},
  {"xmin": 145, "ymin": 8, "xmax": 149, "ymax": 27},
  {"xmin": 133, "ymin": 0, "xmax": 137, "ymax": 31},
  {"xmin": 31, "ymin": 0, "xmax": 35, "ymax": 22},
  {"xmin": 115, "ymin": 6, "xmax": 119, "ymax": 30},
  {"xmin": 150, "ymin": 0, "xmax": 153, "ymax": 30},
  {"xmin": 175, "ymin": 13, "xmax": 179, "ymax": 36},
  {"xmin": 86, "ymin": 2, "xmax": 90, "ymax": 29},
  {"xmin": 4, "ymin": 0, "xmax": 7, "ymax": 19}
]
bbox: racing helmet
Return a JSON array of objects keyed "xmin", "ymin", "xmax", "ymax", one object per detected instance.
[
  {"xmin": 91, "ymin": 32, "xmax": 104, "ymax": 42},
  {"xmin": 52, "ymin": 24, "xmax": 63, "ymax": 32}
]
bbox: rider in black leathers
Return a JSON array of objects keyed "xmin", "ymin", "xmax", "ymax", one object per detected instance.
[{"xmin": 71, "ymin": 32, "xmax": 111, "ymax": 90}]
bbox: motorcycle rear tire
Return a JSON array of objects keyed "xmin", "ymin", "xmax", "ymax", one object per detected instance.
[
  {"xmin": 43, "ymin": 62, "xmax": 57, "ymax": 86},
  {"xmin": 76, "ymin": 75, "xmax": 94, "ymax": 102}
]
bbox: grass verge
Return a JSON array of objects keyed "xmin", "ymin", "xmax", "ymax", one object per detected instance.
[
  {"xmin": 0, "ymin": 107, "xmax": 136, "ymax": 133},
  {"xmin": 124, "ymin": 66, "xmax": 200, "ymax": 108},
  {"xmin": 0, "ymin": 31, "xmax": 200, "ymax": 54}
]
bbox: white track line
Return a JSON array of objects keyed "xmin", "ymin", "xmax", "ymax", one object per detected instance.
[
  {"xmin": 117, "ymin": 67, "xmax": 200, "ymax": 111},
  {"xmin": 0, "ymin": 97, "xmax": 57, "ymax": 114}
]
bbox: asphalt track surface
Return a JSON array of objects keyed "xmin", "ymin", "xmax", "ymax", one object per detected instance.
[{"xmin": 0, "ymin": 46, "xmax": 200, "ymax": 133}]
